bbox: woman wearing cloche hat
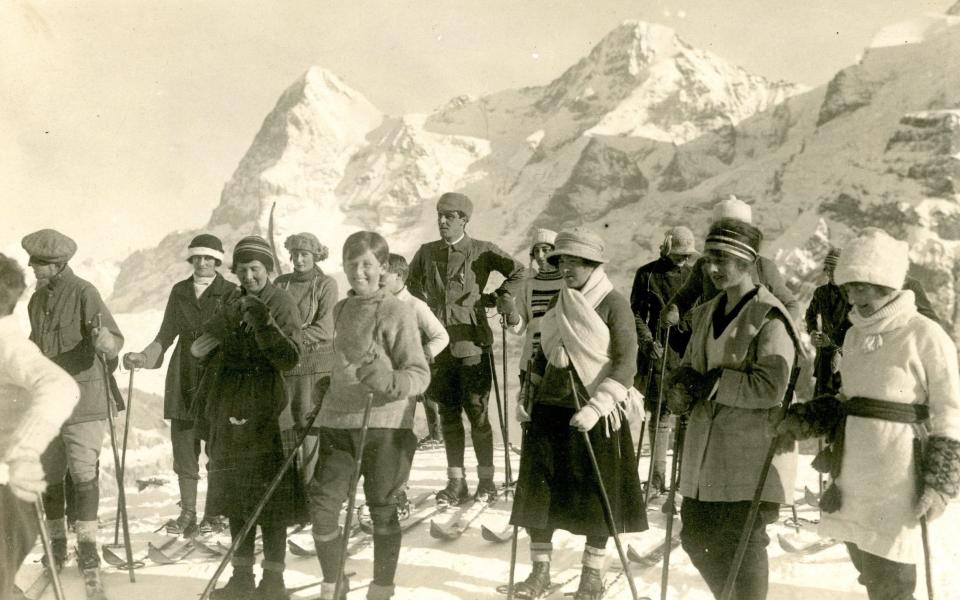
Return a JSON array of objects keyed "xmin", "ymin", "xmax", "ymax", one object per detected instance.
[
  {"xmin": 778, "ymin": 228, "xmax": 960, "ymax": 600},
  {"xmin": 508, "ymin": 227, "xmax": 646, "ymax": 600}
]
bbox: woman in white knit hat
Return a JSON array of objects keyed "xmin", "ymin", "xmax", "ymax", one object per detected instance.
[
  {"xmin": 509, "ymin": 227, "xmax": 646, "ymax": 600},
  {"xmin": 778, "ymin": 228, "xmax": 960, "ymax": 600},
  {"xmin": 665, "ymin": 218, "xmax": 802, "ymax": 600},
  {"xmin": 510, "ymin": 228, "xmax": 563, "ymax": 383}
]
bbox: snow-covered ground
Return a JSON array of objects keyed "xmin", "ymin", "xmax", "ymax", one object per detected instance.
[{"xmin": 15, "ymin": 427, "xmax": 959, "ymax": 599}]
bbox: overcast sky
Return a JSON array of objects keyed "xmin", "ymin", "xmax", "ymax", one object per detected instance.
[{"xmin": 1, "ymin": 0, "xmax": 951, "ymax": 263}]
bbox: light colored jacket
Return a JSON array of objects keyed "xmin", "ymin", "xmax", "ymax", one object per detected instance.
[
  {"xmin": 396, "ymin": 287, "xmax": 448, "ymax": 362},
  {"xmin": 678, "ymin": 286, "xmax": 801, "ymax": 504}
]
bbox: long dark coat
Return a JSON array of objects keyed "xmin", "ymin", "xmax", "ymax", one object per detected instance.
[
  {"xmin": 144, "ymin": 273, "xmax": 236, "ymax": 420},
  {"xmin": 198, "ymin": 281, "xmax": 305, "ymax": 525}
]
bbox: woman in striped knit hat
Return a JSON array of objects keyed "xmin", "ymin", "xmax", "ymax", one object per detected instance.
[{"xmin": 510, "ymin": 228, "xmax": 564, "ymax": 383}]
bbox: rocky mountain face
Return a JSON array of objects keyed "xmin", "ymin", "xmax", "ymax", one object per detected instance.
[{"xmin": 112, "ymin": 13, "xmax": 960, "ymax": 342}]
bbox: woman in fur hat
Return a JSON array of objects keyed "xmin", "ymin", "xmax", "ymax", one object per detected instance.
[
  {"xmin": 273, "ymin": 232, "xmax": 338, "ymax": 490},
  {"xmin": 778, "ymin": 228, "xmax": 960, "ymax": 600},
  {"xmin": 665, "ymin": 218, "xmax": 802, "ymax": 600},
  {"xmin": 509, "ymin": 228, "xmax": 646, "ymax": 600}
]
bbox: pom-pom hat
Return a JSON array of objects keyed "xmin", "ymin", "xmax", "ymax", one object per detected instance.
[
  {"xmin": 713, "ymin": 195, "xmax": 753, "ymax": 224},
  {"xmin": 834, "ymin": 228, "xmax": 909, "ymax": 290},
  {"xmin": 546, "ymin": 227, "xmax": 607, "ymax": 266}
]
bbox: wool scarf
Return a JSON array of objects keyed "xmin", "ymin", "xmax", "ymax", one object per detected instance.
[{"xmin": 847, "ymin": 290, "xmax": 917, "ymax": 353}]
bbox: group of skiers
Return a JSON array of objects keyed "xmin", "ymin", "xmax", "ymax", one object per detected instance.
[{"xmin": 1, "ymin": 191, "xmax": 959, "ymax": 600}]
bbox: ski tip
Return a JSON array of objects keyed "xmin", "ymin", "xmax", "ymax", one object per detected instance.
[
  {"xmin": 626, "ymin": 544, "xmax": 643, "ymax": 563},
  {"xmin": 480, "ymin": 525, "xmax": 514, "ymax": 543}
]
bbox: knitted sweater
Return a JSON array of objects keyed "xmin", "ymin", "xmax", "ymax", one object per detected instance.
[
  {"xmin": 274, "ymin": 267, "xmax": 338, "ymax": 375},
  {"xmin": 512, "ymin": 269, "xmax": 564, "ymax": 370},
  {"xmin": 820, "ymin": 290, "xmax": 960, "ymax": 563},
  {"xmin": 0, "ymin": 314, "xmax": 80, "ymax": 484},
  {"xmin": 319, "ymin": 288, "xmax": 430, "ymax": 430},
  {"xmin": 395, "ymin": 287, "xmax": 449, "ymax": 361}
]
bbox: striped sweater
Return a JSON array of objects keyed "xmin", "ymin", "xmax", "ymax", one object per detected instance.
[{"xmin": 511, "ymin": 269, "xmax": 564, "ymax": 370}]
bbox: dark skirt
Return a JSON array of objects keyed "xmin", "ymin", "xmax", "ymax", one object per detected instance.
[
  {"xmin": 510, "ymin": 403, "xmax": 648, "ymax": 538},
  {"xmin": 204, "ymin": 368, "xmax": 308, "ymax": 527}
]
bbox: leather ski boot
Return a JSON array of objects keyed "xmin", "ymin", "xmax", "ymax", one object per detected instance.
[
  {"xmin": 572, "ymin": 565, "xmax": 604, "ymax": 600},
  {"xmin": 513, "ymin": 561, "xmax": 551, "ymax": 599},
  {"xmin": 474, "ymin": 479, "xmax": 499, "ymax": 503},
  {"xmin": 211, "ymin": 567, "xmax": 255, "ymax": 600},
  {"xmin": 435, "ymin": 478, "xmax": 469, "ymax": 507},
  {"xmin": 165, "ymin": 507, "xmax": 198, "ymax": 537},
  {"xmin": 254, "ymin": 570, "xmax": 285, "ymax": 600}
]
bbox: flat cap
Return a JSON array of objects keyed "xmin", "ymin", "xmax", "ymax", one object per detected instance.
[
  {"xmin": 437, "ymin": 192, "xmax": 473, "ymax": 219},
  {"xmin": 21, "ymin": 229, "xmax": 78, "ymax": 263}
]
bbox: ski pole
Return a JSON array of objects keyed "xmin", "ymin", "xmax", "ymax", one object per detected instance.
[
  {"xmin": 645, "ymin": 326, "xmax": 671, "ymax": 504},
  {"xmin": 719, "ymin": 365, "xmax": 801, "ymax": 600},
  {"xmin": 488, "ymin": 333, "xmax": 513, "ymax": 492},
  {"xmin": 568, "ymin": 370, "xmax": 641, "ymax": 600},
  {"xmin": 660, "ymin": 417, "xmax": 687, "ymax": 600},
  {"xmin": 95, "ymin": 315, "xmax": 136, "ymax": 583},
  {"xmin": 501, "ymin": 319, "xmax": 511, "ymax": 480},
  {"xmin": 334, "ymin": 391, "xmax": 376, "ymax": 600},
  {"xmin": 35, "ymin": 494, "xmax": 67, "ymax": 600},
  {"xmin": 114, "ymin": 368, "xmax": 135, "ymax": 546},
  {"xmin": 913, "ymin": 438, "xmax": 935, "ymax": 600},
  {"xmin": 507, "ymin": 361, "xmax": 534, "ymax": 600},
  {"xmin": 200, "ymin": 404, "xmax": 323, "ymax": 600}
]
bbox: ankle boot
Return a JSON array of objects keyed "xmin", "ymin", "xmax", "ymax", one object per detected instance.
[
  {"xmin": 572, "ymin": 566, "xmax": 604, "ymax": 600},
  {"xmin": 211, "ymin": 567, "xmax": 255, "ymax": 600},
  {"xmin": 255, "ymin": 570, "xmax": 285, "ymax": 600},
  {"xmin": 513, "ymin": 561, "xmax": 551, "ymax": 599},
  {"xmin": 366, "ymin": 582, "xmax": 394, "ymax": 600}
]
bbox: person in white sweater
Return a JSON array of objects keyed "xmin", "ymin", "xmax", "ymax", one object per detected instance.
[
  {"xmin": 0, "ymin": 253, "xmax": 80, "ymax": 598},
  {"xmin": 778, "ymin": 228, "xmax": 960, "ymax": 600},
  {"xmin": 381, "ymin": 253, "xmax": 450, "ymax": 448}
]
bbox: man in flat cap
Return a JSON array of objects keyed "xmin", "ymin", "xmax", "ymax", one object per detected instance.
[
  {"xmin": 21, "ymin": 229, "xmax": 124, "ymax": 587},
  {"xmin": 407, "ymin": 192, "xmax": 527, "ymax": 506},
  {"xmin": 123, "ymin": 233, "xmax": 236, "ymax": 536}
]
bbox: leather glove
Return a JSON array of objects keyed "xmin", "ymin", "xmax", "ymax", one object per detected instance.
[
  {"xmin": 5, "ymin": 455, "xmax": 46, "ymax": 502},
  {"xmin": 356, "ymin": 360, "xmax": 394, "ymax": 395},
  {"xmin": 810, "ymin": 331, "xmax": 834, "ymax": 349},
  {"xmin": 915, "ymin": 487, "xmax": 949, "ymax": 523},
  {"xmin": 666, "ymin": 384, "xmax": 693, "ymax": 415},
  {"xmin": 123, "ymin": 352, "xmax": 146, "ymax": 369},
  {"xmin": 661, "ymin": 304, "xmax": 680, "ymax": 327},
  {"xmin": 646, "ymin": 340, "xmax": 664, "ymax": 362},
  {"xmin": 239, "ymin": 296, "xmax": 271, "ymax": 329},
  {"xmin": 570, "ymin": 404, "xmax": 602, "ymax": 432}
]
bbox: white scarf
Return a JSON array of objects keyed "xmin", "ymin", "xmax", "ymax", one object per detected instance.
[
  {"xmin": 539, "ymin": 266, "xmax": 614, "ymax": 395},
  {"xmin": 848, "ymin": 290, "xmax": 917, "ymax": 353}
]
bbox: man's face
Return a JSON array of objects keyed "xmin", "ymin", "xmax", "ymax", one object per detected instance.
[
  {"xmin": 437, "ymin": 210, "xmax": 467, "ymax": 243},
  {"xmin": 235, "ymin": 260, "xmax": 269, "ymax": 293},
  {"xmin": 30, "ymin": 260, "xmax": 61, "ymax": 281},
  {"xmin": 344, "ymin": 249, "xmax": 383, "ymax": 296},
  {"xmin": 191, "ymin": 255, "xmax": 218, "ymax": 278},
  {"xmin": 290, "ymin": 250, "xmax": 315, "ymax": 273},
  {"xmin": 668, "ymin": 253, "xmax": 691, "ymax": 267}
]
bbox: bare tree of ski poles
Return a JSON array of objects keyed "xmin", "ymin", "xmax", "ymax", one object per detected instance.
[
  {"xmin": 567, "ymin": 370, "xmax": 641, "ymax": 600},
  {"xmin": 35, "ymin": 494, "xmax": 67, "ymax": 600},
  {"xmin": 95, "ymin": 314, "xmax": 135, "ymax": 583},
  {"xmin": 913, "ymin": 438, "xmax": 935, "ymax": 600},
  {"xmin": 719, "ymin": 365, "xmax": 801, "ymax": 600},
  {"xmin": 200, "ymin": 403, "xmax": 324, "ymax": 600},
  {"xmin": 644, "ymin": 325, "xmax": 671, "ymax": 505},
  {"xmin": 659, "ymin": 416, "xmax": 686, "ymax": 600},
  {"xmin": 506, "ymin": 360, "xmax": 534, "ymax": 600}
]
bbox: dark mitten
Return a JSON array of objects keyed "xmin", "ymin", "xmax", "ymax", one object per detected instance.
[
  {"xmin": 665, "ymin": 366, "xmax": 721, "ymax": 401},
  {"xmin": 786, "ymin": 394, "xmax": 843, "ymax": 439},
  {"xmin": 239, "ymin": 296, "xmax": 271, "ymax": 329},
  {"xmin": 666, "ymin": 384, "xmax": 692, "ymax": 415},
  {"xmin": 923, "ymin": 436, "xmax": 960, "ymax": 499}
]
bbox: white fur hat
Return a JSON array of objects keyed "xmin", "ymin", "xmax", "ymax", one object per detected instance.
[
  {"xmin": 531, "ymin": 228, "xmax": 557, "ymax": 248},
  {"xmin": 834, "ymin": 228, "xmax": 909, "ymax": 290},
  {"xmin": 714, "ymin": 195, "xmax": 752, "ymax": 223}
]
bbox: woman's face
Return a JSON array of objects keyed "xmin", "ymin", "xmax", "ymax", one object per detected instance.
[
  {"xmin": 703, "ymin": 250, "xmax": 751, "ymax": 290},
  {"xmin": 290, "ymin": 250, "xmax": 315, "ymax": 273},
  {"xmin": 532, "ymin": 243, "xmax": 555, "ymax": 272},
  {"xmin": 191, "ymin": 255, "xmax": 218, "ymax": 278},
  {"xmin": 842, "ymin": 282, "xmax": 895, "ymax": 317},
  {"xmin": 344, "ymin": 249, "xmax": 383, "ymax": 296},
  {"xmin": 235, "ymin": 260, "xmax": 269, "ymax": 293},
  {"xmin": 557, "ymin": 255, "xmax": 596, "ymax": 290}
]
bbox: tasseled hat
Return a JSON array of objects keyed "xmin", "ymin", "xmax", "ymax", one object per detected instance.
[
  {"xmin": 284, "ymin": 232, "xmax": 329, "ymax": 261},
  {"xmin": 834, "ymin": 228, "xmax": 908, "ymax": 290},
  {"xmin": 186, "ymin": 233, "xmax": 225, "ymax": 263},
  {"xmin": 704, "ymin": 219, "xmax": 762, "ymax": 262},
  {"xmin": 232, "ymin": 235, "xmax": 275, "ymax": 272},
  {"xmin": 713, "ymin": 195, "xmax": 753, "ymax": 224}
]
